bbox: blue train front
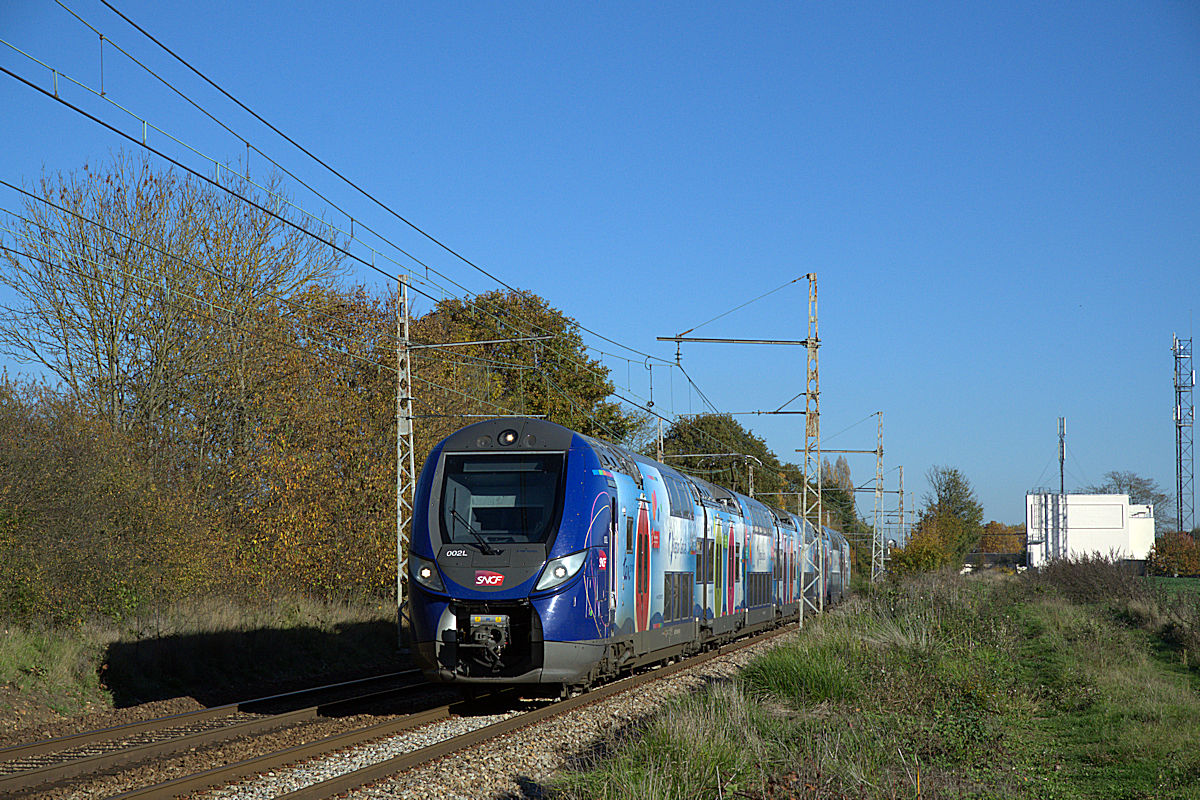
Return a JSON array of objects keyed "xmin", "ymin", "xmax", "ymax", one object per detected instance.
[
  {"xmin": 407, "ymin": 418, "xmax": 614, "ymax": 685},
  {"xmin": 406, "ymin": 416, "xmax": 849, "ymax": 689}
]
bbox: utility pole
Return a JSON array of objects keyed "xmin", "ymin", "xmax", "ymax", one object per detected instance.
[
  {"xmin": 1175, "ymin": 334, "xmax": 1194, "ymax": 533},
  {"xmin": 897, "ymin": 465, "xmax": 905, "ymax": 546},
  {"xmin": 1058, "ymin": 416, "xmax": 1066, "ymax": 496},
  {"xmin": 396, "ymin": 275, "xmax": 416, "ymax": 648},
  {"xmin": 874, "ymin": 413, "xmax": 884, "ymax": 580},
  {"xmin": 817, "ymin": 410, "xmax": 884, "ymax": 581},
  {"xmin": 801, "ymin": 274, "xmax": 822, "ymax": 616},
  {"xmin": 657, "ymin": 274, "xmax": 818, "ymax": 619}
]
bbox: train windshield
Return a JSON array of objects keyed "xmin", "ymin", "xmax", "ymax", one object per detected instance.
[{"xmin": 439, "ymin": 453, "xmax": 566, "ymax": 545}]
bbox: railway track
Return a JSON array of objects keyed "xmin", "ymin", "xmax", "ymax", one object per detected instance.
[
  {"xmin": 0, "ymin": 622, "xmax": 794, "ymax": 799},
  {"xmin": 0, "ymin": 669, "xmax": 428, "ymax": 798},
  {"xmin": 147, "ymin": 624, "xmax": 792, "ymax": 800}
]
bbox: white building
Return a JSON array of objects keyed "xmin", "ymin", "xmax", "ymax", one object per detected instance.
[{"xmin": 1025, "ymin": 493, "xmax": 1155, "ymax": 568}]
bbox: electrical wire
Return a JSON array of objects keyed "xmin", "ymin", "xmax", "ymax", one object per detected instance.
[
  {"xmin": 823, "ymin": 411, "xmax": 880, "ymax": 444},
  {"xmin": 3, "ymin": 22, "xmax": 755, "ymax": 460},
  {"xmin": 93, "ymin": 0, "xmax": 676, "ymax": 369},
  {"xmin": 2, "ymin": 23, "xmax": 673, "ymax": 442},
  {"xmin": 0, "ymin": 241, "xmax": 396, "ymax": 374},
  {"xmin": 675, "ymin": 275, "xmax": 807, "ymax": 338}
]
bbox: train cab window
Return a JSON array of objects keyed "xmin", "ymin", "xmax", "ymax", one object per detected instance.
[{"xmin": 440, "ymin": 453, "xmax": 565, "ymax": 546}]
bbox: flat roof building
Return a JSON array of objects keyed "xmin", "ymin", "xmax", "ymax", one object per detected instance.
[{"xmin": 1026, "ymin": 492, "xmax": 1154, "ymax": 569}]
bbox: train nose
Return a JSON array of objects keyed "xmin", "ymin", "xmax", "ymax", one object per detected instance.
[{"xmin": 436, "ymin": 544, "xmax": 548, "ymax": 592}]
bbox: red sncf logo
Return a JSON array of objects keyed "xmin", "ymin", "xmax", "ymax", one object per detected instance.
[{"xmin": 475, "ymin": 570, "xmax": 505, "ymax": 587}]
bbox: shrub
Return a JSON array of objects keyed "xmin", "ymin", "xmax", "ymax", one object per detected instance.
[{"xmin": 1148, "ymin": 532, "xmax": 1200, "ymax": 577}]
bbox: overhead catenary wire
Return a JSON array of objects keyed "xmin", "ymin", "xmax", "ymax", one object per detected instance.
[
  {"xmin": 675, "ymin": 275, "xmax": 808, "ymax": 338},
  {"xmin": 0, "ymin": 241, "xmax": 396, "ymax": 375},
  {"xmin": 0, "ymin": 58, "xmax": 589, "ymax": 403},
  {"xmin": 0, "ymin": 237, "xmax": 533, "ymax": 422},
  {"xmin": 91, "ymin": 0, "xmax": 676, "ymax": 370},
  {"xmin": 2, "ymin": 22, "xmax": 751, "ymax": 461},
  {"xmin": 4, "ymin": 14, "xmax": 673, "ymax": 429},
  {"xmin": 0, "ymin": 32, "xmax": 663, "ymax": 408}
]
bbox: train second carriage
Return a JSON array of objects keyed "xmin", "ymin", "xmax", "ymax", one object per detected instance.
[{"xmin": 405, "ymin": 417, "xmax": 850, "ymax": 689}]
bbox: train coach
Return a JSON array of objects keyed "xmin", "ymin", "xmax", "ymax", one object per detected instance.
[{"xmin": 406, "ymin": 417, "xmax": 850, "ymax": 692}]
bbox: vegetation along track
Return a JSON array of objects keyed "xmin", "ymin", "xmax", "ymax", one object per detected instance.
[{"xmin": 0, "ymin": 669, "xmax": 428, "ymax": 798}]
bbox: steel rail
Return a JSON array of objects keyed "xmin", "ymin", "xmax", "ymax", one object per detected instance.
[
  {"xmin": 0, "ymin": 669, "xmax": 419, "ymax": 765},
  {"xmin": 0, "ymin": 671, "xmax": 426, "ymax": 794},
  {"xmin": 107, "ymin": 691, "xmax": 517, "ymax": 800}
]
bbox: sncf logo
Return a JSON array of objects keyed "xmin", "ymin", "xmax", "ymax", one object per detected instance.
[{"xmin": 475, "ymin": 570, "xmax": 505, "ymax": 587}]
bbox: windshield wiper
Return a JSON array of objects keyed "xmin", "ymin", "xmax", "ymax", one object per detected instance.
[{"xmin": 450, "ymin": 508, "xmax": 500, "ymax": 555}]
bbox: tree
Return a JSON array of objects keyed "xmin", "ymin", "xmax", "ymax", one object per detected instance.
[
  {"xmin": 893, "ymin": 466, "xmax": 985, "ymax": 572},
  {"xmin": 411, "ymin": 290, "xmax": 639, "ymax": 445},
  {"xmin": 0, "ymin": 377, "xmax": 221, "ymax": 621},
  {"xmin": 978, "ymin": 521, "xmax": 1025, "ymax": 554},
  {"xmin": 658, "ymin": 413, "xmax": 803, "ymax": 500},
  {"xmin": 0, "ymin": 153, "xmax": 344, "ymax": 465},
  {"xmin": 1084, "ymin": 471, "xmax": 1173, "ymax": 533},
  {"xmin": 924, "ymin": 466, "xmax": 984, "ymax": 531},
  {"xmin": 222, "ymin": 286, "xmax": 397, "ymax": 597}
]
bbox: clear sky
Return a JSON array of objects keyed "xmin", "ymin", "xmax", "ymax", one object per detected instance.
[{"xmin": 2, "ymin": 1, "xmax": 1198, "ymax": 528}]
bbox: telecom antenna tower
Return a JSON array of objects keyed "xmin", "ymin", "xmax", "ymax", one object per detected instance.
[
  {"xmin": 872, "ymin": 413, "xmax": 885, "ymax": 580},
  {"xmin": 1175, "ymin": 334, "xmax": 1194, "ymax": 532}
]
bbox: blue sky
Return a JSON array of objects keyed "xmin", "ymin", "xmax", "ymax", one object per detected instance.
[{"xmin": 2, "ymin": 1, "xmax": 1198, "ymax": 528}]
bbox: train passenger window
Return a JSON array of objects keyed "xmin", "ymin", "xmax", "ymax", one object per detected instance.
[
  {"xmin": 664, "ymin": 474, "xmax": 694, "ymax": 519},
  {"xmin": 626, "ymin": 518, "xmax": 634, "ymax": 554}
]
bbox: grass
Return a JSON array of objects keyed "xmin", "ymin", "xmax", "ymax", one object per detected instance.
[
  {"xmin": 557, "ymin": 563, "xmax": 1200, "ymax": 799},
  {"xmin": 0, "ymin": 622, "xmax": 109, "ymax": 716},
  {"xmin": 0, "ymin": 594, "xmax": 403, "ymax": 724}
]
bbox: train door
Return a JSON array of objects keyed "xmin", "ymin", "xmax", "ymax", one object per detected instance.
[
  {"xmin": 700, "ymin": 505, "xmax": 710, "ymax": 621},
  {"xmin": 783, "ymin": 533, "xmax": 791, "ymax": 604},
  {"xmin": 726, "ymin": 522, "xmax": 736, "ymax": 615},
  {"xmin": 635, "ymin": 497, "xmax": 651, "ymax": 632},
  {"xmin": 608, "ymin": 497, "xmax": 618, "ymax": 629},
  {"xmin": 714, "ymin": 518, "xmax": 723, "ymax": 618}
]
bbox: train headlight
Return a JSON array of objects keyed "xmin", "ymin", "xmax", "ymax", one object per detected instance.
[
  {"xmin": 534, "ymin": 550, "xmax": 587, "ymax": 592},
  {"xmin": 411, "ymin": 555, "xmax": 445, "ymax": 592}
]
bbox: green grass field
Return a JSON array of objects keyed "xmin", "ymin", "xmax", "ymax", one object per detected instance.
[{"xmin": 559, "ymin": 563, "xmax": 1200, "ymax": 799}]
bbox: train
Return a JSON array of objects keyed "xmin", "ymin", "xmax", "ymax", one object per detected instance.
[{"xmin": 406, "ymin": 417, "xmax": 851, "ymax": 692}]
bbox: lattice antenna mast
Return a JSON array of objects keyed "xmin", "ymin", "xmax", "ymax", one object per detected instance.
[
  {"xmin": 1175, "ymin": 334, "xmax": 1195, "ymax": 532},
  {"xmin": 873, "ymin": 413, "xmax": 884, "ymax": 580},
  {"xmin": 801, "ymin": 274, "xmax": 822, "ymax": 616},
  {"xmin": 1058, "ymin": 417, "xmax": 1066, "ymax": 495},
  {"xmin": 396, "ymin": 275, "xmax": 417, "ymax": 647}
]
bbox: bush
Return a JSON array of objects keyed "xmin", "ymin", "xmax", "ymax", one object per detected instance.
[
  {"xmin": 888, "ymin": 530, "xmax": 956, "ymax": 576},
  {"xmin": 0, "ymin": 380, "xmax": 225, "ymax": 623},
  {"xmin": 1149, "ymin": 532, "xmax": 1200, "ymax": 577}
]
